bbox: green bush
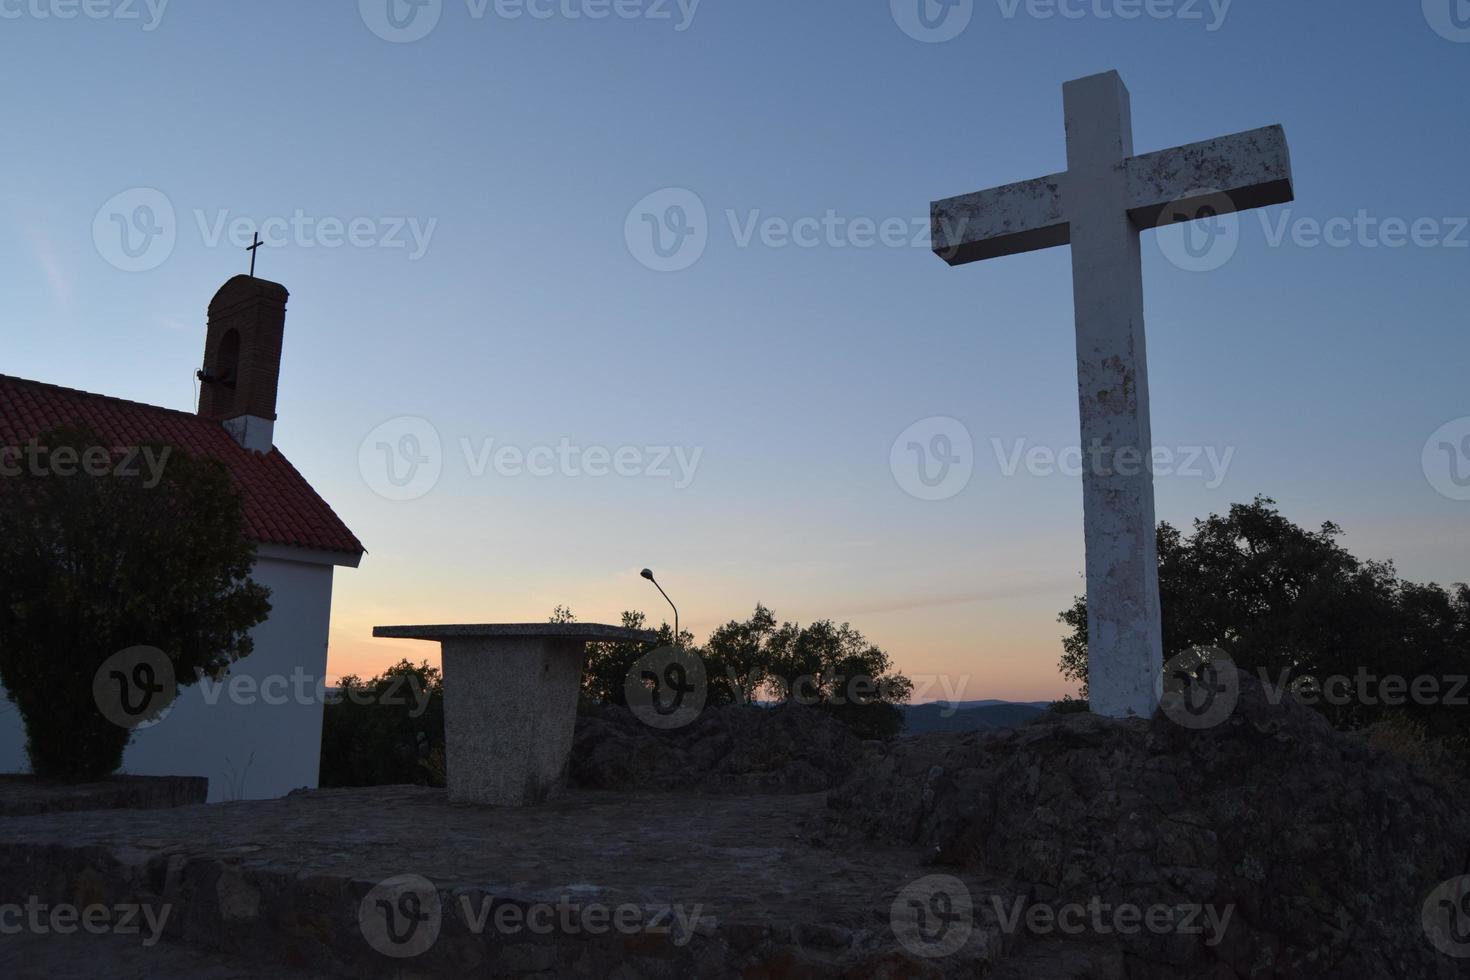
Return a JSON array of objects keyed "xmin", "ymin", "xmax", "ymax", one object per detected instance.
[
  {"xmin": 319, "ymin": 660, "xmax": 444, "ymax": 788},
  {"xmin": 1059, "ymin": 496, "xmax": 1470, "ymax": 751},
  {"xmin": 0, "ymin": 425, "xmax": 270, "ymax": 778},
  {"xmin": 581, "ymin": 604, "xmax": 913, "ymax": 740}
]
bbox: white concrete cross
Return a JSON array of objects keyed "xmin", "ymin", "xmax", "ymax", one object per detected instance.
[{"xmin": 931, "ymin": 70, "xmax": 1293, "ymax": 718}]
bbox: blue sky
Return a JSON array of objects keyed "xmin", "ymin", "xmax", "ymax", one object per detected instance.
[{"xmin": 2, "ymin": 1, "xmax": 1466, "ymax": 698}]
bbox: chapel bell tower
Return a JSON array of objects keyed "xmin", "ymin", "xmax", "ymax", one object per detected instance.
[{"xmin": 197, "ymin": 275, "xmax": 289, "ymax": 453}]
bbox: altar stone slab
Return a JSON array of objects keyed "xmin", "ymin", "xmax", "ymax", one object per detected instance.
[{"xmin": 372, "ymin": 623, "xmax": 657, "ymax": 806}]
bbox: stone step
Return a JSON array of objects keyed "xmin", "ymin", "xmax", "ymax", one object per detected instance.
[
  {"xmin": 0, "ymin": 929, "xmax": 339, "ymax": 980},
  {"xmin": 0, "ymin": 786, "xmax": 1028, "ymax": 978}
]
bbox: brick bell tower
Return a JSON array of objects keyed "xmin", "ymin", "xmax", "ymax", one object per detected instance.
[{"xmin": 197, "ymin": 275, "xmax": 289, "ymax": 453}]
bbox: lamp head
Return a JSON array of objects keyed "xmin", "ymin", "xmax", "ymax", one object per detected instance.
[{"xmin": 640, "ymin": 568, "xmax": 654, "ymax": 581}]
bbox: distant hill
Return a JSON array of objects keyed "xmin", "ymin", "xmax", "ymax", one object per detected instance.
[{"xmin": 899, "ymin": 700, "xmax": 1051, "ymax": 734}]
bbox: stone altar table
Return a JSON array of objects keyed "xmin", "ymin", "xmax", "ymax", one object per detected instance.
[{"xmin": 371, "ymin": 623, "xmax": 657, "ymax": 805}]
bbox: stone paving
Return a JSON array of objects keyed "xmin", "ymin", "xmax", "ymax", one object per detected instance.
[
  {"xmin": 0, "ymin": 930, "xmax": 338, "ymax": 980},
  {"xmin": 0, "ymin": 774, "xmax": 206, "ymax": 817},
  {"xmin": 0, "ymin": 785, "xmax": 1021, "ymax": 978}
]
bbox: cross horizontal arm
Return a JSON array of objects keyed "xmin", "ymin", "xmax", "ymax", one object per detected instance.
[
  {"xmin": 1125, "ymin": 124, "xmax": 1293, "ymax": 229},
  {"xmin": 931, "ymin": 171, "xmax": 1068, "ymax": 266},
  {"xmin": 930, "ymin": 125, "xmax": 1292, "ymax": 268}
]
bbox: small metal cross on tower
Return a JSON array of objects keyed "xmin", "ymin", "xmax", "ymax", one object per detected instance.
[
  {"xmin": 246, "ymin": 232, "xmax": 264, "ymax": 277},
  {"xmin": 930, "ymin": 70, "xmax": 1294, "ymax": 719}
]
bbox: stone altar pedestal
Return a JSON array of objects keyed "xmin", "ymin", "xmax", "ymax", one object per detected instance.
[{"xmin": 371, "ymin": 623, "xmax": 657, "ymax": 806}]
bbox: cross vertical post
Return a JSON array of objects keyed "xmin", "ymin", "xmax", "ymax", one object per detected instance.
[
  {"xmin": 246, "ymin": 232, "xmax": 263, "ymax": 277},
  {"xmin": 1062, "ymin": 72, "xmax": 1162, "ymax": 719}
]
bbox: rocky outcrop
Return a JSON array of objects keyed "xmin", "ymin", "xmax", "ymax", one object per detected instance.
[
  {"xmin": 570, "ymin": 702, "xmax": 867, "ymax": 794},
  {"xmin": 810, "ymin": 668, "xmax": 1470, "ymax": 979}
]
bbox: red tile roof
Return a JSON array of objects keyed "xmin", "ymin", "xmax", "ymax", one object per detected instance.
[{"xmin": 0, "ymin": 374, "xmax": 363, "ymax": 557}]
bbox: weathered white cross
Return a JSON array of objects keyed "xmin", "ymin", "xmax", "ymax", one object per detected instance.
[{"xmin": 931, "ymin": 70, "xmax": 1293, "ymax": 718}]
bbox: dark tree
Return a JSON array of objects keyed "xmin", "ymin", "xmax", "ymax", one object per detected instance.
[
  {"xmin": 0, "ymin": 425, "xmax": 271, "ymax": 778},
  {"xmin": 579, "ymin": 604, "xmax": 912, "ymax": 739},
  {"xmin": 1059, "ymin": 496, "xmax": 1470, "ymax": 746},
  {"xmin": 754, "ymin": 615, "xmax": 913, "ymax": 738},
  {"xmin": 579, "ymin": 609, "xmax": 690, "ymax": 708},
  {"xmin": 319, "ymin": 660, "xmax": 444, "ymax": 788},
  {"xmin": 702, "ymin": 603, "xmax": 778, "ymax": 707}
]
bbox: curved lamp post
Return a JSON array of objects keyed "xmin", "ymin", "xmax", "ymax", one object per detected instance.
[{"xmin": 640, "ymin": 568, "xmax": 679, "ymax": 648}]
